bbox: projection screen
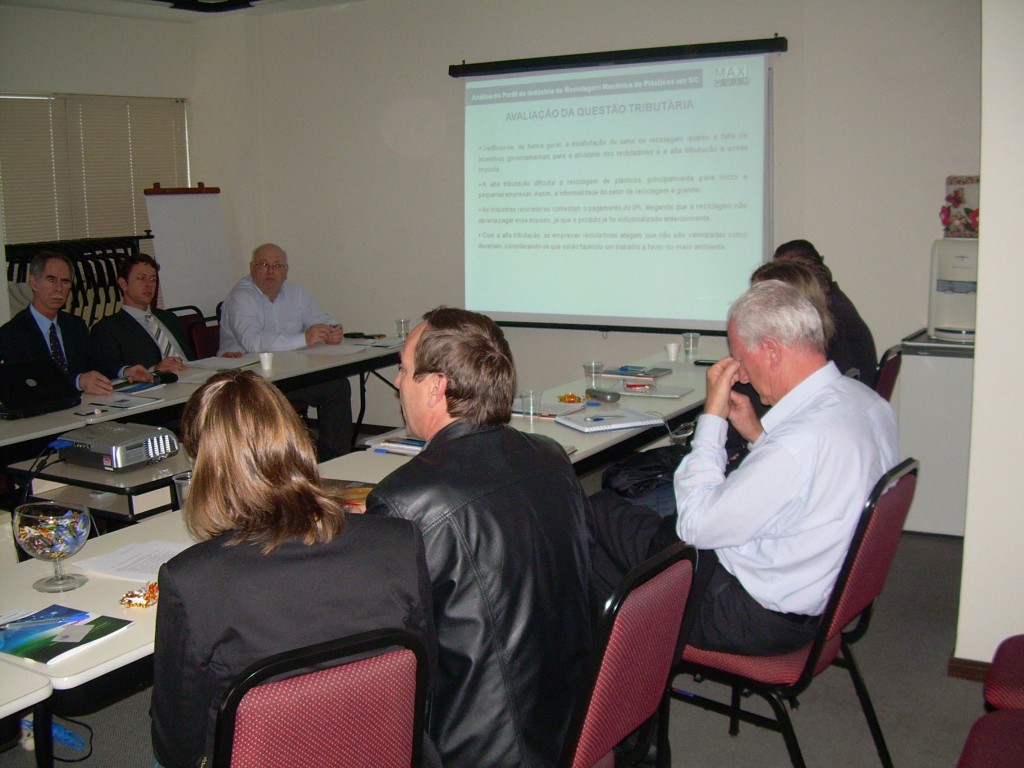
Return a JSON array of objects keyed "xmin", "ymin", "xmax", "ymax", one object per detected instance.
[{"xmin": 453, "ymin": 38, "xmax": 786, "ymax": 332}]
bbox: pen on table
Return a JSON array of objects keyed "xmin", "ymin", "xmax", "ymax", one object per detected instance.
[
  {"xmin": 584, "ymin": 416, "xmax": 625, "ymax": 422},
  {"xmin": 0, "ymin": 619, "xmax": 69, "ymax": 631}
]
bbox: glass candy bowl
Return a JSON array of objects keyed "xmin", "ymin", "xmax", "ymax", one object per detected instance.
[{"xmin": 14, "ymin": 502, "xmax": 92, "ymax": 593}]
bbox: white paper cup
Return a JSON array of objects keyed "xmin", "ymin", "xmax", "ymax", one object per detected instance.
[
  {"xmin": 259, "ymin": 352, "xmax": 273, "ymax": 369},
  {"xmin": 665, "ymin": 342, "xmax": 680, "ymax": 362}
]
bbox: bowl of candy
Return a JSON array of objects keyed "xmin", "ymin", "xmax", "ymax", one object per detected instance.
[{"xmin": 14, "ymin": 501, "xmax": 92, "ymax": 593}]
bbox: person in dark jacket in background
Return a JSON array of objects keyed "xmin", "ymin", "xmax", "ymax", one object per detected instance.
[
  {"xmin": 774, "ymin": 239, "xmax": 879, "ymax": 387},
  {"xmin": 366, "ymin": 306, "xmax": 593, "ymax": 768}
]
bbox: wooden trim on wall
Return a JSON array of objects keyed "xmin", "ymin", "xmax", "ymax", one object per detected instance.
[{"xmin": 948, "ymin": 656, "xmax": 989, "ymax": 683}]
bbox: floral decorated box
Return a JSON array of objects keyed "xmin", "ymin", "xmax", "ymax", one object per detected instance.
[{"xmin": 941, "ymin": 175, "xmax": 979, "ymax": 238}]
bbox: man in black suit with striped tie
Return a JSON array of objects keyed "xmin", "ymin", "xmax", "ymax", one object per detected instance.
[
  {"xmin": 0, "ymin": 251, "xmax": 113, "ymax": 396},
  {"xmin": 89, "ymin": 253, "xmax": 195, "ymax": 382}
]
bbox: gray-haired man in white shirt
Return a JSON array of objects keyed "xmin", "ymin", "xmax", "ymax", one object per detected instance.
[
  {"xmin": 219, "ymin": 243, "xmax": 353, "ymax": 457},
  {"xmin": 591, "ymin": 279, "xmax": 898, "ymax": 655}
]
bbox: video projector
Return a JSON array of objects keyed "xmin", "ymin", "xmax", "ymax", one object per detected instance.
[{"xmin": 59, "ymin": 423, "xmax": 180, "ymax": 471}]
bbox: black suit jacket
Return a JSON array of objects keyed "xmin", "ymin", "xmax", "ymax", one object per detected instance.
[
  {"xmin": 150, "ymin": 513, "xmax": 436, "ymax": 768},
  {"xmin": 0, "ymin": 308, "xmax": 91, "ymax": 388},
  {"xmin": 89, "ymin": 308, "xmax": 195, "ymax": 378}
]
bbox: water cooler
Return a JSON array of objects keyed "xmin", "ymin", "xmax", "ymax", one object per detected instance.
[{"xmin": 928, "ymin": 238, "xmax": 978, "ymax": 342}]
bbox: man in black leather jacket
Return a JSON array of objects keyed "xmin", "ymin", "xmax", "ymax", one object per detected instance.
[{"xmin": 366, "ymin": 307, "xmax": 593, "ymax": 768}]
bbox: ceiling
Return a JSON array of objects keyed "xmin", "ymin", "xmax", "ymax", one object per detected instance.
[{"xmin": 0, "ymin": 0, "xmax": 362, "ymax": 22}]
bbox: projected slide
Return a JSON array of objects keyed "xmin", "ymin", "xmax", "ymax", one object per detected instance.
[{"xmin": 463, "ymin": 54, "xmax": 770, "ymax": 330}]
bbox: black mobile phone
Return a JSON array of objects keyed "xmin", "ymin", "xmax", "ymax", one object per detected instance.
[{"xmin": 694, "ymin": 359, "xmax": 716, "ymax": 367}]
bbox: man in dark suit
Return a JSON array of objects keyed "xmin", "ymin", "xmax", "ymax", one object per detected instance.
[
  {"xmin": 89, "ymin": 253, "xmax": 195, "ymax": 381},
  {"xmin": 0, "ymin": 251, "xmax": 112, "ymax": 396}
]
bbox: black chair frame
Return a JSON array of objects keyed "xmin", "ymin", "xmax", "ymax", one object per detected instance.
[
  {"xmin": 670, "ymin": 458, "xmax": 919, "ymax": 768},
  {"xmin": 213, "ymin": 628, "xmax": 429, "ymax": 768},
  {"xmin": 874, "ymin": 345, "xmax": 902, "ymax": 402}
]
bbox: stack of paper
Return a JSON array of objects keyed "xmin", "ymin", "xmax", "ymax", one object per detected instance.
[
  {"xmin": 555, "ymin": 408, "xmax": 664, "ymax": 434},
  {"xmin": 366, "ymin": 433, "xmax": 426, "ymax": 456}
]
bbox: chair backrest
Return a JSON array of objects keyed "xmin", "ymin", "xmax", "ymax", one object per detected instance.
[
  {"xmin": 801, "ymin": 458, "xmax": 918, "ymax": 679},
  {"xmin": 984, "ymin": 634, "xmax": 1024, "ymax": 710},
  {"xmin": 874, "ymin": 345, "xmax": 902, "ymax": 402},
  {"xmin": 190, "ymin": 319, "xmax": 220, "ymax": 359},
  {"xmin": 213, "ymin": 629, "xmax": 428, "ymax": 768},
  {"xmin": 166, "ymin": 304, "xmax": 205, "ymax": 337},
  {"xmin": 560, "ymin": 542, "xmax": 696, "ymax": 768}
]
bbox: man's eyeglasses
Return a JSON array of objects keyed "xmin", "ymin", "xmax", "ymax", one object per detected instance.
[{"xmin": 252, "ymin": 261, "xmax": 288, "ymax": 272}]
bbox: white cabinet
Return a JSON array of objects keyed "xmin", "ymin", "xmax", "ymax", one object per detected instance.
[{"xmin": 898, "ymin": 336, "xmax": 974, "ymax": 536}]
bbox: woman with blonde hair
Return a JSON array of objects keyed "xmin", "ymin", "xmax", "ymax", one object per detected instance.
[{"xmin": 151, "ymin": 369, "xmax": 434, "ymax": 768}]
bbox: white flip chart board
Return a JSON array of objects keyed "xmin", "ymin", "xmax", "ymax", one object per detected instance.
[{"xmin": 144, "ymin": 185, "xmax": 234, "ymax": 317}]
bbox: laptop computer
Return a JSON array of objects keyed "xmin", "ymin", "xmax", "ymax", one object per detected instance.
[{"xmin": 0, "ymin": 358, "xmax": 81, "ymax": 420}]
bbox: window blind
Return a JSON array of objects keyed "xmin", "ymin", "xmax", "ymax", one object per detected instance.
[{"xmin": 0, "ymin": 95, "xmax": 188, "ymax": 247}]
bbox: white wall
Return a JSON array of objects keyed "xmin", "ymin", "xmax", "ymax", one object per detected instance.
[
  {"xmin": 0, "ymin": 5, "xmax": 191, "ymax": 96},
  {"xmin": 956, "ymin": 0, "xmax": 1024, "ymax": 662}
]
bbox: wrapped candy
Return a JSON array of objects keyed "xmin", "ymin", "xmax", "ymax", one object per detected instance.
[{"xmin": 121, "ymin": 582, "xmax": 160, "ymax": 608}]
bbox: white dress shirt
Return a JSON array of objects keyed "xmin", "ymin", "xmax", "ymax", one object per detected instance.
[
  {"xmin": 674, "ymin": 362, "xmax": 899, "ymax": 615},
  {"xmin": 218, "ymin": 275, "xmax": 337, "ymax": 354}
]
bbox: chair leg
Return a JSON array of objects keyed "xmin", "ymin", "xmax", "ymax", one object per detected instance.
[
  {"xmin": 763, "ymin": 689, "xmax": 807, "ymax": 768},
  {"xmin": 729, "ymin": 685, "xmax": 742, "ymax": 735},
  {"xmin": 655, "ymin": 692, "xmax": 672, "ymax": 768},
  {"xmin": 841, "ymin": 640, "xmax": 894, "ymax": 768}
]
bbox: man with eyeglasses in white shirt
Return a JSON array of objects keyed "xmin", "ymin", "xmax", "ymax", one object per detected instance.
[{"xmin": 219, "ymin": 243, "xmax": 353, "ymax": 458}]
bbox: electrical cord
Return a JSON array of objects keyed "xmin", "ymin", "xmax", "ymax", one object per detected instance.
[{"xmin": 18, "ymin": 440, "xmax": 72, "ymax": 507}]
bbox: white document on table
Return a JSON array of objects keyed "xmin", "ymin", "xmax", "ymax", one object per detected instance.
[
  {"xmin": 177, "ymin": 367, "xmax": 218, "ymax": 384},
  {"xmin": 76, "ymin": 540, "xmax": 191, "ymax": 582},
  {"xmin": 305, "ymin": 343, "xmax": 368, "ymax": 356},
  {"xmin": 187, "ymin": 355, "xmax": 259, "ymax": 370},
  {"xmin": 83, "ymin": 394, "xmax": 164, "ymax": 411}
]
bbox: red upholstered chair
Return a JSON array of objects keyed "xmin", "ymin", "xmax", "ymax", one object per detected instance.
[
  {"xmin": 558, "ymin": 542, "xmax": 696, "ymax": 768},
  {"xmin": 874, "ymin": 345, "xmax": 902, "ymax": 402},
  {"xmin": 189, "ymin": 318, "xmax": 221, "ymax": 360},
  {"xmin": 213, "ymin": 629, "xmax": 428, "ymax": 768},
  {"xmin": 671, "ymin": 458, "xmax": 919, "ymax": 768},
  {"xmin": 954, "ymin": 634, "xmax": 1024, "ymax": 767},
  {"xmin": 956, "ymin": 710, "xmax": 1024, "ymax": 767},
  {"xmin": 984, "ymin": 634, "xmax": 1024, "ymax": 711}
]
